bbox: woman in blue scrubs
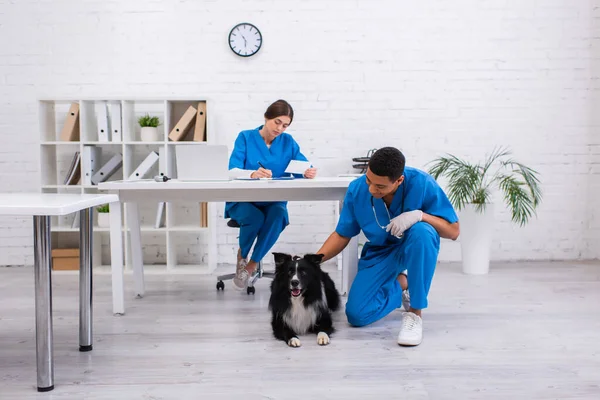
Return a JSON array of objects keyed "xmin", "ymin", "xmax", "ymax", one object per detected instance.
[
  {"xmin": 316, "ymin": 147, "xmax": 460, "ymax": 346},
  {"xmin": 226, "ymin": 100, "xmax": 317, "ymax": 290}
]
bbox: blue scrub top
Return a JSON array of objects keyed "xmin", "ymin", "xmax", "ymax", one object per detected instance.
[
  {"xmin": 336, "ymin": 167, "xmax": 458, "ymax": 251},
  {"xmin": 225, "ymin": 126, "xmax": 309, "ymax": 219}
]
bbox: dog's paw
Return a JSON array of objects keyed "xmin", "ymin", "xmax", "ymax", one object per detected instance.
[
  {"xmin": 317, "ymin": 332, "xmax": 330, "ymax": 346},
  {"xmin": 287, "ymin": 337, "xmax": 301, "ymax": 347}
]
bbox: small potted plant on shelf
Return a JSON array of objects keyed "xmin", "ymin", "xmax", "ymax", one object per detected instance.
[
  {"xmin": 97, "ymin": 204, "xmax": 110, "ymax": 228},
  {"xmin": 138, "ymin": 114, "xmax": 161, "ymax": 142},
  {"xmin": 427, "ymin": 147, "xmax": 542, "ymax": 275}
]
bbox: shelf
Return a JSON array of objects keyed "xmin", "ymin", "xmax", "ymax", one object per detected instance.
[
  {"xmin": 43, "ymin": 185, "xmax": 81, "ymax": 189},
  {"xmin": 168, "ymin": 226, "xmax": 208, "ymax": 232},
  {"xmin": 83, "ymin": 141, "xmax": 123, "ymax": 145},
  {"xmin": 124, "ymin": 141, "xmax": 165, "ymax": 145},
  {"xmin": 40, "ymin": 97, "xmax": 215, "ymax": 273},
  {"xmin": 167, "ymin": 141, "xmax": 208, "ymax": 145},
  {"xmin": 41, "ymin": 141, "xmax": 80, "ymax": 145}
]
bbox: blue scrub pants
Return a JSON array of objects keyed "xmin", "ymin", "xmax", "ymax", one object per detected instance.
[
  {"xmin": 345, "ymin": 222, "xmax": 440, "ymax": 327},
  {"xmin": 227, "ymin": 202, "xmax": 288, "ymax": 263}
]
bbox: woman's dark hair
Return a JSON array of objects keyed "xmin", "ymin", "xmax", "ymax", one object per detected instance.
[
  {"xmin": 264, "ymin": 99, "xmax": 294, "ymax": 124},
  {"xmin": 368, "ymin": 147, "xmax": 406, "ymax": 181}
]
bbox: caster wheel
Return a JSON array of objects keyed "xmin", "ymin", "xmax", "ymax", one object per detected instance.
[
  {"xmin": 216, "ymin": 281, "xmax": 225, "ymax": 291},
  {"xmin": 247, "ymin": 286, "xmax": 255, "ymax": 295}
]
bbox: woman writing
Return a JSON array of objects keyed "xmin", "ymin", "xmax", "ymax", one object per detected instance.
[{"xmin": 226, "ymin": 99, "xmax": 317, "ymax": 290}]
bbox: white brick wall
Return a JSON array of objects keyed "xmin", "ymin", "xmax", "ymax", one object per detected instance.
[{"xmin": 0, "ymin": 0, "xmax": 598, "ymax": 267}]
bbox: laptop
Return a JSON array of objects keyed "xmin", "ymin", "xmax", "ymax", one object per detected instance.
[{"xmin": 175, "ymin": 144, "xmax": 230, "ymax": 181}]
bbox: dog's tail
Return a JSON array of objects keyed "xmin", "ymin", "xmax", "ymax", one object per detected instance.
[{"xmin": 322, "ymin": 271, "xmax": 341, "ymax": 312}]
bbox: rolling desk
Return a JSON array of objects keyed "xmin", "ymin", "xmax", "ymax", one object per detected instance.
[{"xmin": 98, "ymin": 177, "xmax": 358, "ymax": 315}]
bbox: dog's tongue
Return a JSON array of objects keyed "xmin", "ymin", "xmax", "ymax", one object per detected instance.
[{"xmin": 291, "ymin": 289, "xmax": 301, "ymax": 297}]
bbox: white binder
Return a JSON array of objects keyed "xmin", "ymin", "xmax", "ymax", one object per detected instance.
[
  {"xmin": 110, "ymin": 102, "xmax": 122, "ymax": 142},
  {"xmin": 82, "ymin": 145, "xmax": 102, "ymax": 186},
  {"xmin": 96, "ymin": 101, "xmax": 110, "ymax": 142},
  {"xmin": 158, "ymin": 147, "xmax": 167, "ymax": 178},
  {"xmin": 154, "ymin": 202, "xmax": 166, "ymax": 228},
  {"xmin": 129, "ymin": 151, "xmax": 159, "ymax": 180},
  {"xmin": 91, "ymin": 153, "xmax": 123, "ymax": 185}
]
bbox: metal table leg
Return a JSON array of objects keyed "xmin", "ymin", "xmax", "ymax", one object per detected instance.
[
  {"xmin": 33, "ymin": 215, "xmax": 54, "ymax": 392},
  {"xmin": 79, "ymin": 207, "xmax": 93, "ymax": 352}
]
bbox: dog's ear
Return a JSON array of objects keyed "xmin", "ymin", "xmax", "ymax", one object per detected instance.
[
  {"xmin": 303, "ymin": 253, "xmax": 325, "ymax": 266},
  {"xmin": 272, "ymin": 252, "xmax": 292, "ymax": 269}
]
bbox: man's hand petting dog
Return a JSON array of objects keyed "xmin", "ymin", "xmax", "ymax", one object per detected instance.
[{"xmin": 269, "ymin": 252, "xmax": 341, "ymax": 347}]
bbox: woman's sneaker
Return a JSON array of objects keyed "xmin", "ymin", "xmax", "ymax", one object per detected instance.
[{"xmin": 233, "ymin": 259, "xmax": 249, "ymax": 290}]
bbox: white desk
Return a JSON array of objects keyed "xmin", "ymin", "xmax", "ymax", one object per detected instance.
[
  {"xmin": 98, "ymin": 177, "xmax": 359, "ymax": 315},
  {"xmin": 0, "ymin": 193, "xmax": 121, "ymax": 392}
]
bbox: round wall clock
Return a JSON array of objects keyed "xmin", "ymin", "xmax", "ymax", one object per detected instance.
[{"xmin": 228, "ymin": 22, "xmax": 262, "ymax": 57}]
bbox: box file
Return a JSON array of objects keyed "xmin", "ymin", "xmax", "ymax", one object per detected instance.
[
  {"xmin": 168, "ymin": 105, "xmax": 197, "ymax": 141},
  {"xmin": 60, "ymin": 103, "xmax": 80, "ymax": 142},
  {"xmin": 90, "ymin": 153, "xmax": 123, "ymax": 185},
  {"xmin": 129, "ymin": 151, "xmax": 159, "ymax": 180}
]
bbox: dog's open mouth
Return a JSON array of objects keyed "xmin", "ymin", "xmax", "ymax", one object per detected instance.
[{"xmin": 291, "ymin": 288, "xmax": 302, "ymax": 297}]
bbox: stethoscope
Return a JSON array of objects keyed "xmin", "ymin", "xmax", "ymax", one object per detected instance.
[{"xmin": 371, "ymin": 183, "xmax": 405, "ymax": 237}]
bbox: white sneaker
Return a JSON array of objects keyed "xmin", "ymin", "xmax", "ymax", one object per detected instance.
[
  {"xmin": 397, "ymin": 312, "xmax": 422, "ymax": 346},
  {"xmin": 402, "ymin": 289, "xmax": 411, "ymax": 312},
  {"xmin": 233, "ymin": 268, "xmax": 249, "ymax": 290},
  {"xmin": 233, "ymin": 259, "xmax": 249, "ymax": 290}
]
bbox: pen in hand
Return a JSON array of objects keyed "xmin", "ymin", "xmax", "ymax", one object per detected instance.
[{"xmin": 256, "ymin": 161, "xmax": 272, "ymax": 178}]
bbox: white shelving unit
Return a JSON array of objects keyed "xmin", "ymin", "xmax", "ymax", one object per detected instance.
[{"xmin": 38, "ymin": 98, "xmax": 217, "ymax": 273}]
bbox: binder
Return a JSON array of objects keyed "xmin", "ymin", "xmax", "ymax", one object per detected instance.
[
  {"xmin": 200, "ymin": 202, "xmax": 208, "ymax": 227},
  {"xmin": 90, "ymin": 153, "xmax": 123, "ymax": 185},
  {"xmin": 96, "ymin": 101, "xmax": 110, "ymax": 142},
  {"xmin": 168, "ymin": 105, "xmax": 197, "ymax": 141},
  {"xmin": 158, "ymin": 147, "xmax": 166, "ymax": 177},
  {"xmin": 82, "ymin": 145, "xmax": 102, "ymax": 186},
  {"xmin": 63, "ymin": 151, "xmax": 81, "ymax": 185},
  {"xmin": 193, "ymin": 102, "xmax": 207, "ymax": 142},
  {"xmin": 110, "ymin": 102, "xmax": 122, "ymax": 142},
  {"xmin": 60, "ymin": 103, "xmax": 80, "ymax": 142},
  {"xmin": 128, "ymin": 151, "xmax": 159, "ymax": 180},
  {"xmin": 154, "ymin": 202, "xmax": 166, "ymax": 228}
]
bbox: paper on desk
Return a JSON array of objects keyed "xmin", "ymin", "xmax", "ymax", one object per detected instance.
[{"xmin": 285, "ymin": 160, "xmax": 312, "ymax": 175}]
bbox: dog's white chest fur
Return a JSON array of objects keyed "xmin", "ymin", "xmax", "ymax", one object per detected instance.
[{"xmin": 283, "ymin": 296, "xmax": 319, "ymax": 335}]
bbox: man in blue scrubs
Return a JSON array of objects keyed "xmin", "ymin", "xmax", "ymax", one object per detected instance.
[
  {"xmin": 227, "ymin": 100, "xmax": 317, "ymax": 290},
  {"xmin": 316, "ymin": 147, "xmax": 459, "ymax": 346}
]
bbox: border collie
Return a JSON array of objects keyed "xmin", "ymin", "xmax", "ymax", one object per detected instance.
[{"xmin": 269, "ymin": 252, "xmax": 340, "ymax": 347}]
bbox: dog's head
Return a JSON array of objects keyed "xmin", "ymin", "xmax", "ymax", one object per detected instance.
[{"xmin": 272, "ymin": 252, "xmax": 324, "ymax": 298}]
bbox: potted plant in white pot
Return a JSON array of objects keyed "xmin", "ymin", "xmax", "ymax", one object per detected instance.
[
  {"xmin": 427, "ymin": 147, "xmax": 542, "ymax": 275},
  {"xmin": 138, "ymin": 114, "xmax": 161, "ymax": 142},
  {"xmin": 97, "ymin": 204, "xmax": 110, "ymax": 228}
]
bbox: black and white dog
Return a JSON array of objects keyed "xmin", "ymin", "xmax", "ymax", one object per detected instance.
[{"xmin": 269, "ymin": 252, "xmax": 340, "ymax": 347}]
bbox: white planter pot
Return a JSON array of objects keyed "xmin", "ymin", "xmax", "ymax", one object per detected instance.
[
  {"xmin": 140, "ymin": 127, "xmax": 160, "ymax": 142},
  {"xmin": 97, "ymin": 213, "xmax": 110, "ymax": 228},
  {"xmin": 459, "ymin": 203, "xmax": 494, "ymax": 275}
]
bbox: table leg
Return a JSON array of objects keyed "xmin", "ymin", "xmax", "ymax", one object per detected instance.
[
  {"xmin": 79, "ymin": 208, "xmax": 93, "ymax": 352},
  {"xmin": 126, "ymin": 202, "xmax": 145, "ymax": 298},
  {"xmin": 109, "ymin": 201, "xmax": 125, "ymax": 315},
  {"xmin": 33, "ymin": 215, "xmax": 54, "ymax": 392},
  {"xmin": 339, "ymin": 199, "xmax": 359, "ymax": 296},
  {"xmin": 341, "ymin": 235, "xmax": 359, "ymax": 296}
]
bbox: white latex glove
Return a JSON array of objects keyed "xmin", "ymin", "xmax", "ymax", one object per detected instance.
[{"xmin": 385, "ymin": 210, "xmax": 423, "ymax": 237}]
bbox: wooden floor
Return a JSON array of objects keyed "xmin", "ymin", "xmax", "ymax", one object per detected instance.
[{"xmin": 1, "ymin": 261, "xmax": 600, "ymax": 399}]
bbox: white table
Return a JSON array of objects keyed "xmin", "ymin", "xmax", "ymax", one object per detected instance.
[
  {"xmin": 98, "ymin": 177, "xmax": 359, "ymax": 315},
  {"xmin": 0, "ymin": 193, "xmax": 122, "ymax": 392}
]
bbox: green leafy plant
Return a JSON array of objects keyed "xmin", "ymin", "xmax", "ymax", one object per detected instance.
[
  {"xmin": 138, "ymin": 114, "xmax": 160, "ymax": 128},
  {"xmin": 97, "ymin": 204, "xmax": 109, "ymax": 213},
  {"xmin": 427, "ymin": 146, "xmax": 542, "ymax": 226}
]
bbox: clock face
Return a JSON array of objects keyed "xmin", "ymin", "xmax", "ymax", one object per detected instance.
[{"xmin": 229, "ymin": 23, "xmax": 262, "ymax": 57}]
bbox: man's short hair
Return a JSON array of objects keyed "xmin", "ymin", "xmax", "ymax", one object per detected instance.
[{"xmin": 368, "ymin": 147, "xmax": 406, "ymax": 181}]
